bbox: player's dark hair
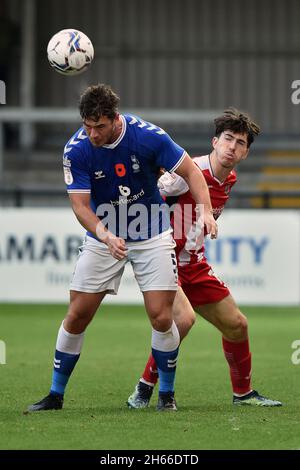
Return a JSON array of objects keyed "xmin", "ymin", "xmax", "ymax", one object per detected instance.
[
  {"xmin": 214, "ymin": 108, "xmax": 260, "ymax": 147},
  {"xmin": 79, "ymin": 84, "xmax": 120, "ymax": 121}
]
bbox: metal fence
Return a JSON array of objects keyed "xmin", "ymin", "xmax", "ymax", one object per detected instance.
[{"xmin": 1, "ymin": 187, "xmax": 300, "ymax": 210}]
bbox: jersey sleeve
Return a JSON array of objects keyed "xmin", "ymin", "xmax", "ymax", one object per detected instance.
[
  {"xmin": 63, "ymin": 145, "xmax": 91, "ymax": 194},
  {"xmin": 152, "ymin": 131, "xmax": 187, "ymax": 172},
  {"xmin": 158, "ymin": 171, "xmax": 189, "ymax": 197}
]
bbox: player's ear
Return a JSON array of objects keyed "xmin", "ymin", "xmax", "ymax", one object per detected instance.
[
  {"xmin": 212, "ymin": 136, "xmax": 218, "ymax": 148},
  {"xmin": 241, "ymin": 148, "xmax": 250, "ymax": 160}
]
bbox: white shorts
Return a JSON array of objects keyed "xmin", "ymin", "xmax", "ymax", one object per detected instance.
[{"xmin": 70, "ymin": 230, "xmax": 178, "ymax": 295}]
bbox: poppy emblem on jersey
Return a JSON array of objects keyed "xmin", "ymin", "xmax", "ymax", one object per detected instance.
[{"xmin": 115, "ymin": 163, "xmax": 126, "ymax": 177}]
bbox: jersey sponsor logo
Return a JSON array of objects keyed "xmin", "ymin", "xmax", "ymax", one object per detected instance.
[
  {"xmin": 118, "ymin": 185, "xmax": 131, "ymax": 197},
  {"xmin": 63, "ymin": 166, "xmax": 73, "ymax": 185},
  {"xmin": 109, "ymin": 188, "xmax": 145, "ymax": 206},
  {"xmin": 94, "ymin": 170, "xmax": 106, "ymax": 179},
  {"xmin": 115, "ymin": 163, "xmax": 126, "ymax": 177}
]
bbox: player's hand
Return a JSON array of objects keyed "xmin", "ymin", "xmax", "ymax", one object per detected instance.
[
  {"xmin": 96, "ymin": 226, "xmax": 127, "ymax": 259},
  {"xmin": 105, "ymin": 236, "xmax": 128, "ymax": 260},
  {"xmin": 204, "ymin": 210, "xmax": 218, "ymax": 239}
]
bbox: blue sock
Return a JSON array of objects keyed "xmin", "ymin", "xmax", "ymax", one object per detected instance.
[
  {"xmin": 50, "ymin": 349, "xmax": 80, "ymax": 397},
  {"xmin": 152, "ymin": 347, "xmax": 178, "ymax": 393}
]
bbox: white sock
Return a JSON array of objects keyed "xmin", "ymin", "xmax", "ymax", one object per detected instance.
[
  {"xmin": 151, "ymin": 321, "xmax": 180, "ymax": 352},
  {"xmin": 55, "ymin": 322, "xmax": 85, "ymax": 355}
]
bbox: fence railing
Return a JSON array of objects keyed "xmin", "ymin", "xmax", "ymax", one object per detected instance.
[
  {"xmin": 1, "ymin": 187, "xmax": 300, "ymax": 209},
  {"xmin": 0, "ymin": 107, "xmax": 221, "ymax": 180}
]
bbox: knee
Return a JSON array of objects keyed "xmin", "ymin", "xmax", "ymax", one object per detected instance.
[
  {"xmin": 172, "ymin": 290, "xmax": 196, "ymax": 338},
  {"xmin": 150, "ymin": 308, "xmax": 173, "ymax": 332},
  {"xmin": 226, "ymin": 312, "xmax": 248, "ymax": 341},
  {"xmin": 152, "ymin": 315, "xmax": 173, "ymax": 332},
  {"xmin": 179, "ymin": 308, "xmax": 196, "ymax": 335},
  {"xmin": 65, "ymin": 306, "xmax": 93, "ymax": 332}
]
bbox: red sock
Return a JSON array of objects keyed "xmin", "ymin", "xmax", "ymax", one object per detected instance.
[
  {"xmin": 222, "ymin": 337, "xmax": 252, "ymax": 395},
  {"xmin": 141, "ymin": 353, "xmax": 159, "ymax": 386}
]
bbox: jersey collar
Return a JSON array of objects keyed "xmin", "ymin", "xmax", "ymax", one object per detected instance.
[
  {"xmin": 208, "ymin": 153, "xmax": 227, "ymax": 185},
  {"xmin": 103, "ymin": 114, "xmax": 127, "ymax": 149}
]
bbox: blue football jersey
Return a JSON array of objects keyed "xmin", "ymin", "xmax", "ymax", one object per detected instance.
[{"xmin": 63, "ymin": 114, "xmax": 187, "ymax": 241}]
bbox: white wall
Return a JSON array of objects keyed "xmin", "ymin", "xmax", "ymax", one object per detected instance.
[
  {"xmin": 0, "ymin": 208, "xmax": 299, "ymax": 305},
  {"xmin": 205, "ymin": 210, "xmax": 300, "ymax": 305}
]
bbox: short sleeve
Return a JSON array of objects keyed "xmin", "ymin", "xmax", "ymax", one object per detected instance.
[
  {"xmin": 63, "ymin": 145, "xmax": 91, "ymax": 194},
  {"xmin": 151, "ymin": 131, "xmax": 187, "ymax": 173}
]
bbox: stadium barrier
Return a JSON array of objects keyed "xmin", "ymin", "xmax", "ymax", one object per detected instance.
[
  {"xmin": 0, "ymin": 107, "xmax": 220, "ymax": 180},
  {"xmin": 2, "ymin": 187, "xmax": 300, "ymax": 209},
  {"xmin": 0, "ymin": 208, "xmax": 299, "ymax": 305}
]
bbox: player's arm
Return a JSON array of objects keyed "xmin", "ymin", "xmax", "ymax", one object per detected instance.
[
  {"xmin": 158, "ymin": 171, "xmax": 189, "ymax": 197},
  {"xmin": 174, "ymin": 155, "xmax": 218, "ymax": 239},
  {"xmin": 69, "ymin": 193, "xmax": 127, "ymax": 260}
]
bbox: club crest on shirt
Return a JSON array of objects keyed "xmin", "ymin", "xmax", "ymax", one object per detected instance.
[{"xmin": 131, "ymin": 155, "xmax": 141, "ymax": 173}]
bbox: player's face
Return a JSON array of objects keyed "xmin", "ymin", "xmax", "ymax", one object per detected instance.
[
  {"xmin": 212, "ymin": 131, "xmax": 249, "ymax": 169},
  {"xmin": 83, "ymin": 115, "xmax": 117, "ymax": 147}
]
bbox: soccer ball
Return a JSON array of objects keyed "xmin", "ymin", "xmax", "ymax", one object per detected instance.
[{"xmin": 47, "ymin": 29, "xmax": 94, "ymax": 76}]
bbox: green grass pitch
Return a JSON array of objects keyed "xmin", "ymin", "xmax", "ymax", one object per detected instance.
[{"xmin": 0, "ymin": 304, "xmax": 299, "ymax": 450}]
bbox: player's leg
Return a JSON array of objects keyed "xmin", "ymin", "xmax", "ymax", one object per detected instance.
[
  {"xmin": 180, "ymin": 261, "xmax": 281, "ymax": 406},
  {"xmin": 28, "ymin": 236, "xmax": 127, "ymax": 411},
  {"xmin": 128, "ymin": 231, "xmax": 181, "ymax": 410},
  {"xmin": 27, "ymin": 290, "xmax": 106, "ymax": 412},
  {"xmin": 127, "ymin": 287, "xmax": 195, "ymax": 408},
  {"xmin": 196, "ymin": 295, "xmax": 282, "ymax": 406},
  {"xmin": 136, "ymin": 287, "xmax": 195, "ymax": 389},
  {"xmin": 196, "ymin": 294, "xmax": 248, "ymax": 341},
  {"xmin": 173, "ymin": 287, "xmax": 197, "ymax": 341},
  {"xmin": 49, "ymin": 290, "xmax": 106, "ymax": 400},
  {"xmin": 176, "ymin": 262, "xmax": 252, "ymax": 398},
  {"xmin": 195, "ymin": 294, "xmax": 251, "ymax": 393},
  {"xmin": 143, "ymin": 290, "xmax": 179, "ymax": 410}
]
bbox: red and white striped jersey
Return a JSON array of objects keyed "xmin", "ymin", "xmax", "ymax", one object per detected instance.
[{"xmin": 158, "ymin": 154, "xmax": 237, "ymax": 266}]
